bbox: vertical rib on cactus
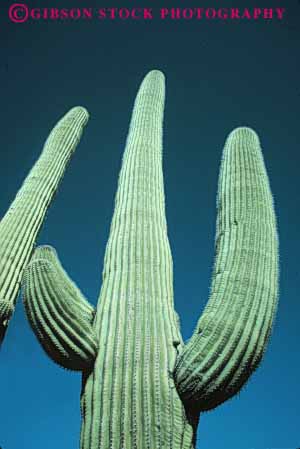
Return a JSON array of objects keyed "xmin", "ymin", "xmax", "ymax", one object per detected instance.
[
  {"xmin": 174, "ymin": 127, "xmax": 279, "ymax": 411},
  {"xmin": 0, "ymin": 106, "xmax": 89, "ymax": 345},
  {"xmin": 22, "ymin": 71, "xmax": 279, "ymax": 448}
]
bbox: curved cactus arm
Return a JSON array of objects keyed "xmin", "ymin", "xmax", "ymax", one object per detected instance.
[
  {"xmin": 22, "ymin": 245, "xmax": 98, "ymax": 371},
  {"xmin": 0, "ymin": 106, "xmax": 89, "ymax": 345},
  {"xmin": 32, "ymin": 245, "xmax": 95, "ymax": 322},
  {"xmin": 174, "ymin": 127, "xmax": 279, "ymax": 411}
]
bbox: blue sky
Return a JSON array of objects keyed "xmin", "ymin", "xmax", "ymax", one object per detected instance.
[{"xmin": 0, "ymin": 0, "xmax": 299, "ymax": 447}]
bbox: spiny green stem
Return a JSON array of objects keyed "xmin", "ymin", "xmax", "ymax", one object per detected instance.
[
  {"xmin": 32, "ymin": 246, "xmax": 95, "ymax": 322},
  {"xmin": 174, "ymin": 127, "xmax": 279, "ymax": 411},
  {"xmin": 23, "ymin": 246, "xmax": 97, "ymax": 370},
  {"xmin": 0, "ymin": 106, "xmax": 89, "ymax": 344},
  {"xmin": 83, "ymin": 69, "xmax": 185, "ymax": 449}
]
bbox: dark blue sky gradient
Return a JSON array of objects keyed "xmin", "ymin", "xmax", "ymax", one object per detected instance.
[{"xmin": 0, "ymin": 0, "xmax": 299, "ymax": 447}]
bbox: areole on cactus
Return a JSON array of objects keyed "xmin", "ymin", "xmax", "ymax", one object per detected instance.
[{"xmin": 22, "ymin": 70, "xmax": 279, "ymax": 448}]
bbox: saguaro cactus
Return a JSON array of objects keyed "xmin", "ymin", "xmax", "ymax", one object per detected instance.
[
  {"xmin": 0, "ymin": 106, "xmax": 89, "ymax": 345},
  {"xmin": 22, "ymin": 70, "xmax": 279, "ymax": 448}
]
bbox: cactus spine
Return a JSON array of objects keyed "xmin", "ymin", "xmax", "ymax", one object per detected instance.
[
  {"xmin": 22, "ymin": 70, "xmax": 279, "ymax": 448},
  {"xmin": 0, "ymin": 106, "xmax": 89, "ymax": 344}
]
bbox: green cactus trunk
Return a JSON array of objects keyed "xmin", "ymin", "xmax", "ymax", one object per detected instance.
[
  {"xmin": 22, "ymin": 70, "xmax": 279, "ymax": 449},
  {"xmin": 80, "ymin": 71, "xmax": 197, "ymax": 449}
]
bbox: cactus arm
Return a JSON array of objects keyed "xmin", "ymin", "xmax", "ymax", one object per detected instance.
[
  {"xmin": 0, "ymin": 107, "xmax": 89, "ymax": 345},
  {"xmin": 174, "ymin": 127, "xmax": 279, "ymax": 411},
  {"xmin": 23, "ymin": 245, "xmax": 97, "ymax": 371},
  {"xmin": 31, "ymin": 245, "xmax": 95, "ymax": 322}
]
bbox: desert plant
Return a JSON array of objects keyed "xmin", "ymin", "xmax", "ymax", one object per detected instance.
[
  {"xmin": 0, "ymin": 106, "xmax": 89, "ymax": 344},
  {"xmin": 22, "ymin": 70, "xmax": 279, "ymax": 448}
]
